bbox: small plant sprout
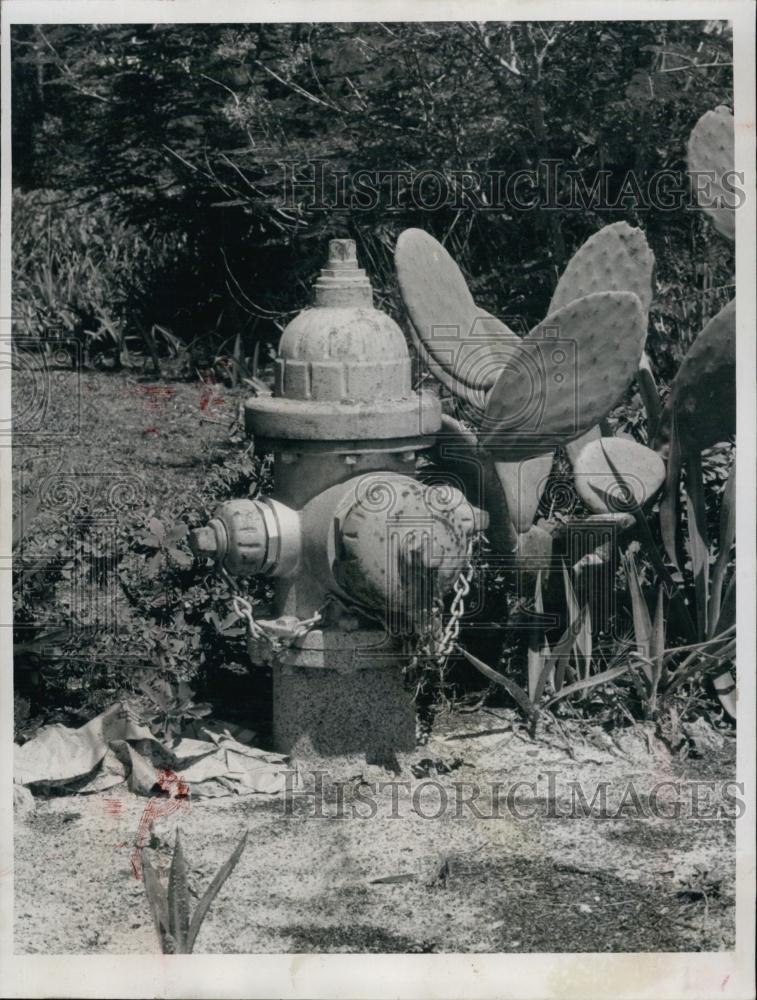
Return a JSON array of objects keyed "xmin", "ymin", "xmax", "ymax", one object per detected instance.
[{"xmin": 141, "ymin": 828, "xmax": 248, "ymax": 954}]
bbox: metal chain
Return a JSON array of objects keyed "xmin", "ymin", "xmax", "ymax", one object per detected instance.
[
  {"xmin": 219, "ymin": 531, "xmax": 481, "ymax": 666},
  {"xmin": 406, "ymin": 531, "xmax": 481, "ymax": 678},
  {"xmin": 435, "ymin": 532, "xmax": 478, "ymax": 665},
  {"xmin": 220, "ymin": 566, "xmax": 323, "ymax": 653}
]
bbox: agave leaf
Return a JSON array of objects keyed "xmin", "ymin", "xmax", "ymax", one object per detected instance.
[
  {"xmin": 658, "ymin": 407, "xmax": 684, "ymax": 574},
  {"xmin": 231, "ymin": 331, "xmax": 243, "ymax": 388},
  {"xmin": 637, "ymin": 353, "xmax": 662, "ymax": 441},
  {"xmin": 650, "ymin": 585, "xmax": 666, "ymax": 669},
  {"xmin": 543, "ymin": 664, "xmax": 630, "ymax": 709},
  {"xmin": 708, "ymin": 456, "xmax": 735, "ymax": 637},
  {"xmin": 167, "ymin": 829, "xmax": 191, "ymax": 953},
  {"xmin": 709, "ymin": 571, "xmax": 736, "ymax": 721},
  {"xmin": 684, "ymin": 452, "xmax": 710, "ymax": 640},
  {"xmin": 460, "ymin": 648, "xmax": 536, "ymax": 721},
  {"xmin": 713, "ymin": 572, "xmax": 735, "ymax": 637},
  {"xmin": 599, "ymin": 439, "xmax": 696, "ymax": 639},
  {"xmin": 533, "ymin": 606, "xmax": 589, "ymax": 703},
  {"xmin": 646, "ymin": 585, "xmax": 667, "ymax": 712},
  {"xmin": 141, "ymin": 851, "xmax": 170, "ymax": 953},
  {"xmin": 186, "ymin": 830, "xmax": 248, "ymax": 953},
  {"xmin": 623, "ymin": 551, "xmax": 653, "ymax": 684},
  {"xmin": 562, "ymin": 562, "xmax": 593, "ymax": 681},
  {"xmin": 527, "ymin": 571, "xmax": 550, "ymax": 700}
]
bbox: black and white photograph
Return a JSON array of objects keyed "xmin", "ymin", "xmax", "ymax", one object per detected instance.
[{"xmin": 1, "ymin": 2, "xmax": 754, "ymax": 998}]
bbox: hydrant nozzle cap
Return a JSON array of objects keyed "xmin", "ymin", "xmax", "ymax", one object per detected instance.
[{"xmin": 188, "ymin": 525, "xmax": 217, "ymax": 558}]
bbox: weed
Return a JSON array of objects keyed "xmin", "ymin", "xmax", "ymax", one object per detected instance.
[{"xmin": 141, "ymin": 828, "xmax": 248, "ymax": 953}]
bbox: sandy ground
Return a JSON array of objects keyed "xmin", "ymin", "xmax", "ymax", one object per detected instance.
[
  {"xmin": 14, "ymin": 710, "xmax": 736, "ymax": 955},
  {"xmin": 12, "ymin": 369, "xmax": 737, "ymax": 954}
]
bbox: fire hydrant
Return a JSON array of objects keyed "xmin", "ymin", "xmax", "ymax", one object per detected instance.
[{"xmin": 190, "ymin": 240, "xmax": 486, "ymax": 763}]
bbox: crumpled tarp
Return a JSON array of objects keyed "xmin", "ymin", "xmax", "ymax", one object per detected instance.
[{"xmin": 14, "ymin": 701, "xmax": 291, "ymax": 797}]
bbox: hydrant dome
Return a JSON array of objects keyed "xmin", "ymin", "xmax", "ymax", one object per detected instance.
[
  {"xmin": 278, "ymin": 306, "xmax": 410, "ymax": 365},
  {"xmin": 275, "ymin": 306, "xmax": 412, "ymax": 403}
]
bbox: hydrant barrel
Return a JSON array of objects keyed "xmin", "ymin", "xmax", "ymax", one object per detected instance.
[{"xmin": 194, "ymin": 239, "xmax": 481, "ymax": 763}]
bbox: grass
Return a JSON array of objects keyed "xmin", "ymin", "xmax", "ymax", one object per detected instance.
[{"xmin": 12, "ymin": 364, "xmax": 267, "ymax": 736}]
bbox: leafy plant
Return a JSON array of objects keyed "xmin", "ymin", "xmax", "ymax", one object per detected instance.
[
  {"xmin": 11, "ymin": 189, "xmax": 189, "ymax": 369},
  {"xmin": 136, "ymin": 518, "xmax": 194, "ymax": 573},
  {"xmin": 142, "ymin": 828, "xmax": 248, "ymax": 953},
  {"xmin": 137, "ymin": 677, "xmax": 212, "ymax": 743}
]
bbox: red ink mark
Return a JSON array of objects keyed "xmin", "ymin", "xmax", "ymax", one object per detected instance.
[
  {"xmin": 130, "ymin": 768, "xmax": 190, "ymax": 879},
  {"xmin": 105, "ymin": 798, "xmax": 123, "ymax": 816},
  {"xmin": 133, "ymin": 384, "xmax": 175, "ymax": 412},
  {"xmin": 199, "ymin": 379, "xmax": 226, "ymax": 414},
  {"xmin": 143, "ymin": 425, "xmax": 159, "ymax": 435},
  {"xmin": 721, "ymin": 975, "xmax": 730, "ymax": 991}
]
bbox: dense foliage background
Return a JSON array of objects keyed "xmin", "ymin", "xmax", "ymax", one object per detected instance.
[{"xmin": 12, "ymin": 21, "xmax": 734, "ymax": 371}]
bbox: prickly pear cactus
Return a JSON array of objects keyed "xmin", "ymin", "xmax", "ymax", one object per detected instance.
[
  {"xmin": 564, "ymin": 425, "xmax": 601, "ymax": 465},
  {"xmin": 688, "ymin": 106, "xmax": 736, "ymax": 243},
  {"xmin": 512, "ymin": 520, "xmax": 555, "ymax": 575},
  {"xmin": 493, "ymin": 454, "xmax": 554, "ymax": 534},
  {"xmin": 480, "ymin": 291, "xmax": 646, "ymax": 458},
  {"xmin": 395, "ymin": 228, "xmax": 520, "ymax": 402},
  {"xmin": 663, "ymin": 297, "xmax": 736, "ymax": 450},
  {"xmin": 434, "ymin": 415, "xmax": 517, "ymax": 554},
  {"xmin": 549, "ymin": 222, "xmax": 657, "ymax": 443},
  {"xmin": 571, "ymin": 437, "xmax": 666, "ymax": 514},
  {"xmin": 548, "ymin": 222, "xmax": 655, "ymax": 316}
]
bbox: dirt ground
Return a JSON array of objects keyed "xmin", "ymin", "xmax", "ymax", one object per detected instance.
[
  {"xmin": 14, "ymin": 711, "xmax": 736, "ymax": 955},
  {"xmin": 12, "ymin": 366, "xmax": 737, "ymax": 955}
]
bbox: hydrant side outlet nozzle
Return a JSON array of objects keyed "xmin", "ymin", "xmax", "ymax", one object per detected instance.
[{"xmin": 188, "ymin": 499, "xmax": 301, "ymax": 578}]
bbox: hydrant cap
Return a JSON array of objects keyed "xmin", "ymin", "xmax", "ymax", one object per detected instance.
[
  {"xmin": 274, "ymin": 239, "xmax": 412, "ymax": 403},
  {"xmin": 313, "ymin": 239, "xmax": 373, "ymax": 308}
]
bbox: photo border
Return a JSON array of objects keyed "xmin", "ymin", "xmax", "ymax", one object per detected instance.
[{"xmin": 1, "ymin": 3, "xmax": 754, "ymax": 997}]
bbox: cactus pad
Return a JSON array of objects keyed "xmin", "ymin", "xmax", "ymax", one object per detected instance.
[
  {"xmin": 434, "ymin": 415, "xmax": 517, "ymax": 553},
  {"xmin": 688, "ymin": 106, "xmax": 736, "ymax": 243},
  {"xmin": 572, "ymin": 437, "xmax": 666, "ymax": 513},
  {"xmin": 565, "ymin": 424, "xmax": 601, "ymax": 465},
  {"xmin": 480, "ymin": 291, "xmax": 646, "ymax": 458},
  {"xmin": 395, "ymin": 228, "xmax": 520, "ymax": 398},
  {"xmin": 493, "ymin": 453, "xmax": 554, "ymax": 534},
  {"xmin": 513, "ymin": 520, "xmax": 555, "ymax": 575},
  {"xmin": 667, "ymin": 297, "xmax": 736, "ymax": 449},
  {"xmin": 549, "ymin": 222, "xmax": 655, "ymax": 317}
]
